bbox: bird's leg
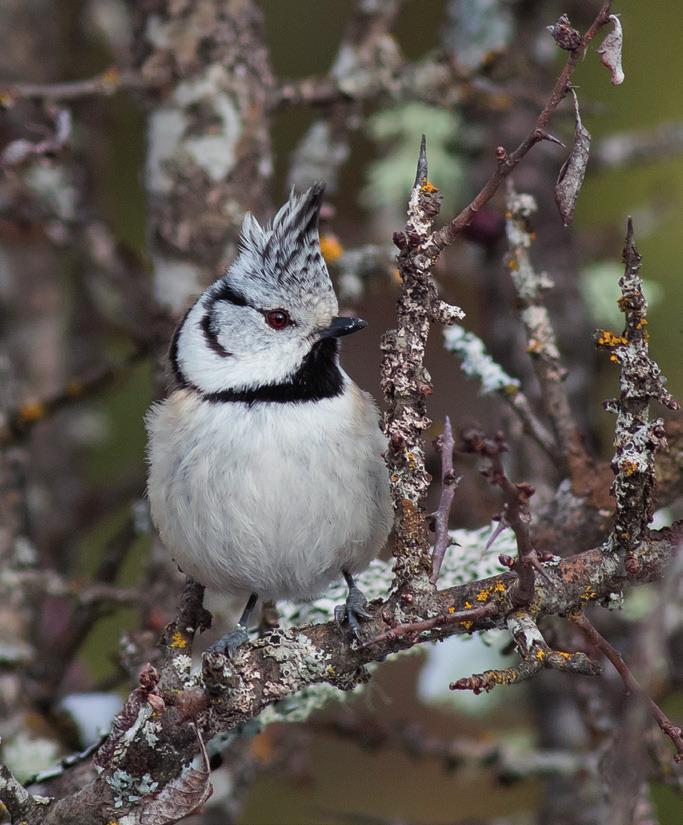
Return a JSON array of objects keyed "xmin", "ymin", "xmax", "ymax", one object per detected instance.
[
  {"xmin": 208, "ymin": 592, "xmax": 258, "ymax": 658},
  {"xmin": 334, "ymin": 570, "xmax": 372, "ymax": 641}
]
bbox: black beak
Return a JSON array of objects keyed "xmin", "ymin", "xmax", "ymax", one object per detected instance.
[{"xmin": 319, "ymin": 316, "xmax": 368, "ymax": 338}]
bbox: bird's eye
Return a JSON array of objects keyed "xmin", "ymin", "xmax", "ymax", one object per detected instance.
[{"xmin": 265, "ymin": 309, "xmax": 290, "ymax": 330}]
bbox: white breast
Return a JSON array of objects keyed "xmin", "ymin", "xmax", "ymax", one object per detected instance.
[{"xmin": 145, "ymin": 384, "xmax": 393, "ymax": 602}]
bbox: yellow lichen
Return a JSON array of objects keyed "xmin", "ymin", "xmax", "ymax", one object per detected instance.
[
  {"xmin": 420, "ymin": 180, "xmax": 438, "ymax": 193},
  {"xmin": 621, "ymin": 459, "xmax": 639, "ymax": 477},
  {"xmin": 447, "ymin": 606, "xmax": 456, "ymax": 614},
  {"xmin": 535, "ymin": 648, "xmax": 546, "ymax": 660},
  {"xmin": 493, "ymin": 581, "xmax": 507, "ymax": 593},
  {"xmin": 475, "ymin": 589, "xmax": 490, "ymax": 602},
  {"xmin": 169, "ymin": 630, "xmax": 187, "ymax": 649},
  {"xmin": 463, "ymin": 600, "xmax": 473, "ymax": 609},
  {"xmin": 596, "ymin": 329, "xmax": 628, "ymax": 348},
  {"xmin": 19, "ymin": 401, "xmax": 46, "ymax": 422},
  {"xmin": 460, "ymin": 620, "xmax": 473, "ymax": 630},
  {"xmin": 319, "ymin": 234, "xmax": 343, "ymax": 263},
  {"xmin": 508, "ymin": 258, "xmax": 519, "ymax": 271},
  {"xmin": 557, "ymin": 651, "xmax": 572, "ymax": 660}
]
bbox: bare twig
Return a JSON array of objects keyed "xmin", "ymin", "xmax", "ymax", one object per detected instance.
[
  {"xmin": 0, "ymin": 346, "xmax": 149, "ymax": 446},
  {"xmin": 0, "ymin": 68, "xmax": 150, "ymax": 104},
  {"xmin": 571, "ymin": 612, "xmax": 683, "ymax": 762},
  {"xmin": 430, "ymin": 416, "xmax": 460, "ymax": 583},
  {"xmin": 431, "ymin": 2, "xmax": 614, "ymax": 248}
]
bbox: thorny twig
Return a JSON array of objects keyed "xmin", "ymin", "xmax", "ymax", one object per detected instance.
[
  {"xmin": 461, "ymin": 429, "xmax": 544, "ymax": 606},
  {"xmin": 571, "ymin": 612, "xmax": 683, "ymax": 762},
  {"xmin": 430, "ymin": 416, "xmax": 460, "ymax": 583},
  {"xmin": 361, "ymin": 602, "xmax": 498, "ymax": 648}
]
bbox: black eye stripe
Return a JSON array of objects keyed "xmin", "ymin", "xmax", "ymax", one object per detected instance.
[{"xmin": 210, "ymin": 282, "xmax": 250, "ymax": 307}]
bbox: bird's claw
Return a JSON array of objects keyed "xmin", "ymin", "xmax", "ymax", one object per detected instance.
[
  {"xmin": 335, "ymin": 584, "xmax": 372, "ymax": 641},
  {"xmin": 207, "ymin": 624, "xmax": 249, "ymax": 658}
]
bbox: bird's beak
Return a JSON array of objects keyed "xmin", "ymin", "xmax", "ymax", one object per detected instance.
[{"xmin": 319, "ymin": 316, "xmax": 368, "ymax": 338}]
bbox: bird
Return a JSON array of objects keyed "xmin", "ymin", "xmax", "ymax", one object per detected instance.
[{"xmin": 145, "ymin": 183, "xmax": 393, "ymax": 657}]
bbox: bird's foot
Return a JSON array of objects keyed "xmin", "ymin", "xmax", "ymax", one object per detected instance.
[
  {"xmin": 207, "ymin": 624, "xmax": 250, "ymax": 658},
  {"xmin": 334, "ymin": 583, "xmax": 372, "ymax": 641}
]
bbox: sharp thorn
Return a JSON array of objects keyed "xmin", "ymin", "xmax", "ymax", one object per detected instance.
[{"xmin": 414, "ymin": 134, "xmax": 428, "ymax": 188}]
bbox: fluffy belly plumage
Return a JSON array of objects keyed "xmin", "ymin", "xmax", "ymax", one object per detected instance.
[{"xmin": 146, "ymin": 386, "xmax": 393, "ymax": 602}]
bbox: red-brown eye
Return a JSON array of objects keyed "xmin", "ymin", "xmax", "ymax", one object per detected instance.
[{"xmin": 265, "ymin": 309, "xmax": 290, "ymax": 330}]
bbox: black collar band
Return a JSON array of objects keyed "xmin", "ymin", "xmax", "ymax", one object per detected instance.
[{"xmin": 173, "ymin": 336, "xmax": 344, "ymax": 405}]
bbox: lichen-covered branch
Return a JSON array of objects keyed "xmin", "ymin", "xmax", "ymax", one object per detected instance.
[
  {"xmin": 596, "ymin": 220, "xmax": 679, "ymax": 556},
  {"xmin": 381, "ymin": 137, "xmax": 464, "ymax": 590},
  {"xmin": 443, "ymin": 323, "xmax": 558, "ymax": 460},
  {"xmin": 504, "ymin": 187, "xmax": 591, "ymax": 486},
  {"xmin": 451, "ymin": 610, "xmax": 600, "ymax": 694}
]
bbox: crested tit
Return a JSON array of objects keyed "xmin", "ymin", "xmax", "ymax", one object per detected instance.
[{"xmin": 146, "ymin": 184, "xmax": 393, "ymax": 655}]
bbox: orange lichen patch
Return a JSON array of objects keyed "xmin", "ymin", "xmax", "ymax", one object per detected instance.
[
  {"xmin": 534, "ymin": 648, "xmax": 546, "ymax": 661},
  {"xmin": 447, "ymin": 606, "xmax": 456, "ymax": 614},
  {"xmin": 100, "ymin": 66, "xmax": 121, "ymax": 91},
  {"xmin": 556, "ymin": 651, "xmax": 572, "ymax": 660},
  {"xmin": 460, "ymin": 620, "xmax": 473, "ymax": 630},
  {"xmin": 19, "ymin": 401, "xmax": 46, "ymax": 422},
  {"xmin": 508, "ymin": 257, "xmax": 519, "ymax": 270},
  {"xmin": 420, "ymin": 180, "xmax": 438, "ymax": 193},
  {"xmin": 580, "ymin": 586, "xmax": 597, "ymax": 602},
  {"xmin": 250, "ymin": 730, "xmax": 276, "ymax": 764},
  {"xmin": 635, "ymin": 318, "xmax": 648, "ymax": 329},
  {"xmin": 526, "ymin": 339, "xmax": 542, "ymax": 354},
  {"xmin": 475, "ymin": 588, "xmax": 490, "ymax": 602},
  {"xmin": 169, "ymin": 630, "xmax": 188, "ymax": 650},
  {"xmin": 463, "ymin": 600, "xmax": 473, "ymax": 609},
  {"xmin": 609, "ymin": 354, "xmax": 618, "ymax": 363},
  {"xmin": 319, "ymin": 234, "xmax": 343, "ymax": 263},
  {"xmin": 596, "ymin": 329, "xmax": 628, "ymax": 348},
  {"xmin": 621, "ymin": 459, "xmax": 639, "ymax": 477},
  {"xmin": 493, "ymin": 581, "xmax": 507, "ymax": 593}
]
